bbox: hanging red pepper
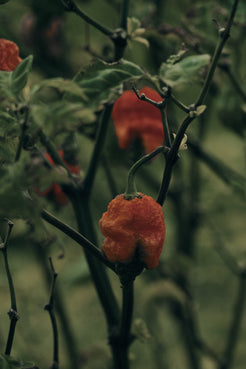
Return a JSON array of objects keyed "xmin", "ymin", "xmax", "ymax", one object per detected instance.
[
  {"xmin": 35, "ymin": 150, "xmax": 79, "ymax": 205},
  {"xmin": 99, "ymin": 193, "xmax": 165, "ymax": 269},
  {"xmin": 0, "ymin": 39, "xmax": 22, "ymax": 71},
  {"xmin": 111, "ymin": 87, "xmax": 165, "ymax": 153}
]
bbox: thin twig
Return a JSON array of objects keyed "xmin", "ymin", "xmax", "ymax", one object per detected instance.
[
  {"xmin": 220, "ymin": 275, "xmax": 246, "ymax": 369},
  {"xmin": 82, "ymin": 104, "xmax": 113, "ymax": 195},
  {"xmin": 0, "ymin": 220, "xmax": 20, "ymax": 356},
  {"xmin": 221, "ymin": 65, "xmax": 246, "ymax": 102},
  {"xmin": 41, "ymin": 209, "xmax": 116, "ymax": 273},
  {"xmin": 157, "ymin": 0, "xmax": 240, "ymax": 206},
  {"xmin": 44, "ymin": 258, "xmax": 59, "ymax": 369},
  {"xmin": 59, "ymin": 0, "xmax": 113, "ymax": 36}
]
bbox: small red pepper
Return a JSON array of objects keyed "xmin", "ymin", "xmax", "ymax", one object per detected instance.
[
  {"xmin": 0, "ymin": 39, "xmax": 22, "ymax": 71},
  {"xmin": 111, "ymin": 87, "xmax": 165, "ymax": 153},
  {"xmin": 99, "ymin": 193, "xmax": 165, "ymax": 269},
  {"xmin": 36, "ymin": 150, "xmax": 79, "ymax": 205}
]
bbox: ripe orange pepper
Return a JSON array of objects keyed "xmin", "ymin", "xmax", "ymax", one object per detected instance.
[
  {"xmin": 36, "ymin": 150, "xmax": 79, "ymax": 205},
  {"xmin": 111, "ymin": 87, "xmax": 165, "ymax": 153},
  {"xmin": 99, "ymin": 193, "xmax": 165, "ymax": 269},
  {"xmin": 0, "ymin": 39, "xmax": 22, "ymax": 71}
]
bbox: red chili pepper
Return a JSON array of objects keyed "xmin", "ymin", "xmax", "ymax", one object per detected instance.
[
  {"xmin": 111, "ymin": 87, "xmax": 165, "ymax": 153},
  {"xmin": 36, "ymin": 150, "xmax": 79, "ymax": 205},
  {"xmin": 0, "ymin": 39, "xmax": 22, "ymax": 71},
  {"xmin": 99, "ymin": 193, "xmax": 165, "ymax": 269}
]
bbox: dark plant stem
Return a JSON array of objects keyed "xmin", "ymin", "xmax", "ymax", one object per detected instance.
[
  {"xmin": 179, "ymin": 308, "xmax": 201, "ymax": 369},
  {"xmin": 112, "ymin": 282, "xmax": 134, "ymax": 369},
  {"xmin": 196, "ymin": 0, "xmax": 239, "ymax": 106},
  {"xmin": 101, "ymin": 155, "xmax": 119, "ymax": 198},
  {"xmin": 44, "ymin": 258, "xmax": 59, "ymax": 369},
  {"xmin": 60, "ymin": 0, "xmax": 113, "ymax": 36},
  {"xmin": 188, "ymin": 139, "xmax": 246, "ymax": 196},
  {"xmin": 71, "ymin": 196, "xmax": 120, "ymax": 327},
  {"xmin": 206, "ymin": 221, "xmax": 246, "ymax": 368},
  {"xmin": 132, "ymin": 84, "xmax": 171, "ymax": 148},
  {"xmin": 220, "ymin": 274, "xmax": 246, "ymax": 369},
  {"xmin": 35, "ymin": 242, "xmax": 80, "ymax": 369},
  {"xmin": 82, "ymin": 104, "xmax": 113, "ymax": 194},
  {"xmin": 157, "ymin": 0, "xmax": 239, "ymax": 206},
  {"xmin": 160, "ymin": 108, "xmax": 171, "ymax": 148},
  {"xmin": 41, "ymin": 209, "xmax": 116, "ymax": 272},
  {"xmin": 170, "ymin": 93, "xmax": 190, "ymax": 113},
  {"xmin": 157, "ymin": 115, "xmax": 192, "ymax": 205},
  {"xmin": 0, "ymin": 221, "xmax": 19, "ymax": 356},
  {"xmin": 120, "ymin": 0, "xmax": 130, "ymax": 30}
]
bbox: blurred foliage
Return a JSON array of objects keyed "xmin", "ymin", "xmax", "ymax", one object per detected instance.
[{"xmin": 0, "ymin": 0, "xmax": 245, "ymax": 369}]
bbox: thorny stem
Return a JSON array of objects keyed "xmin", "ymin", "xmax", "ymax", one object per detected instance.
[
  {"xmin": 41, "ymin": 209, "xmax": 116, "ymax": 273},
  {"xmin": 60, "ymin": 0, "xmax": 113, "ymax": 36},
  {"xmin": 0, "ymin": 221, "xmax": 19, "ymax": 356},
  {"xmin": 157, "ymin": 0, "xmax": 240, "ymax": 206},
  {"xmin": 44, "ymin": 258, "xmax": 59, "ymax": 369}
]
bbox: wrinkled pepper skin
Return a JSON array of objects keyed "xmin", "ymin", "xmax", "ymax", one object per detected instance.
[
  {"xmin": 111, "ymin": 87, "xmax": 164, "ymax": 153},
  {"xmin": 36, "ymin": 150, "xmax": 79, "ymax": 205},
  {"xmin": 99, "ymin": 193, "xmax": 165, "ymax": 269},
  {"xmin": 0, "ymin": 39, "xmax": 22, "ymax": 71}
]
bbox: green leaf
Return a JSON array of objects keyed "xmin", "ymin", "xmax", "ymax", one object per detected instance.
[
  {"xmin": 0, "ymin": 0, "xmax": 11, "ymax": 4},
  {"xmin": 127, "ymin": 17, "xmax": 149, "ymax": 48},
  {"xmin": 0, "ymin": 158, "xmax": 43, "ymax": 219},
  {"xmin": 0, "ymin": 354, "xmax": 38, "ymax": 369},
  {"xmin": 0, "ymin": 71, "xmax": 12, "ymax": 98},
  {"xmin": 11, "ymin": 55, "xmax": 33, "ymax": 94},
  {"xmin": 74, "ymin": 59, "xmax": 144, "ymax": 109},
  {"xmin": 31, "ymin": 78, "xmax": 87, "ymax": 100},
  {"xmin": 0, "ymin": 137, "xmax": 18, "ymax": 163},
  {"xmin": 159, "ymin": 54, "xmax": 210, "ymax": 88}
]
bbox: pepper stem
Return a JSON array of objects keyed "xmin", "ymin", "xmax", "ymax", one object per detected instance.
[{"xmin": 124, "ymin": 146, "xmax": 168, "ymax": 199}]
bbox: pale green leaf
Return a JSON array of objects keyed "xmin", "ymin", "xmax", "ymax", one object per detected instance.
[
  {"xmin": 159, "ymin": 54, "xmax": 210, "ymax": 88},
  {"xmin": 31, "ymin": 78, "xmax": 87, "ymax": 100},
  {"xmin": 11, "ymin": 55, "xmax": 33, "ymax": 94},
  {"xmin": 74, "ymin": 59, "xmax": 144, "ymax": 109}
]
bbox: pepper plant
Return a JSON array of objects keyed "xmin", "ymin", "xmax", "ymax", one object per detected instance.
[{"xmin": 0, "ymin": 0, "xmax": 245, "ymax": 369}]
